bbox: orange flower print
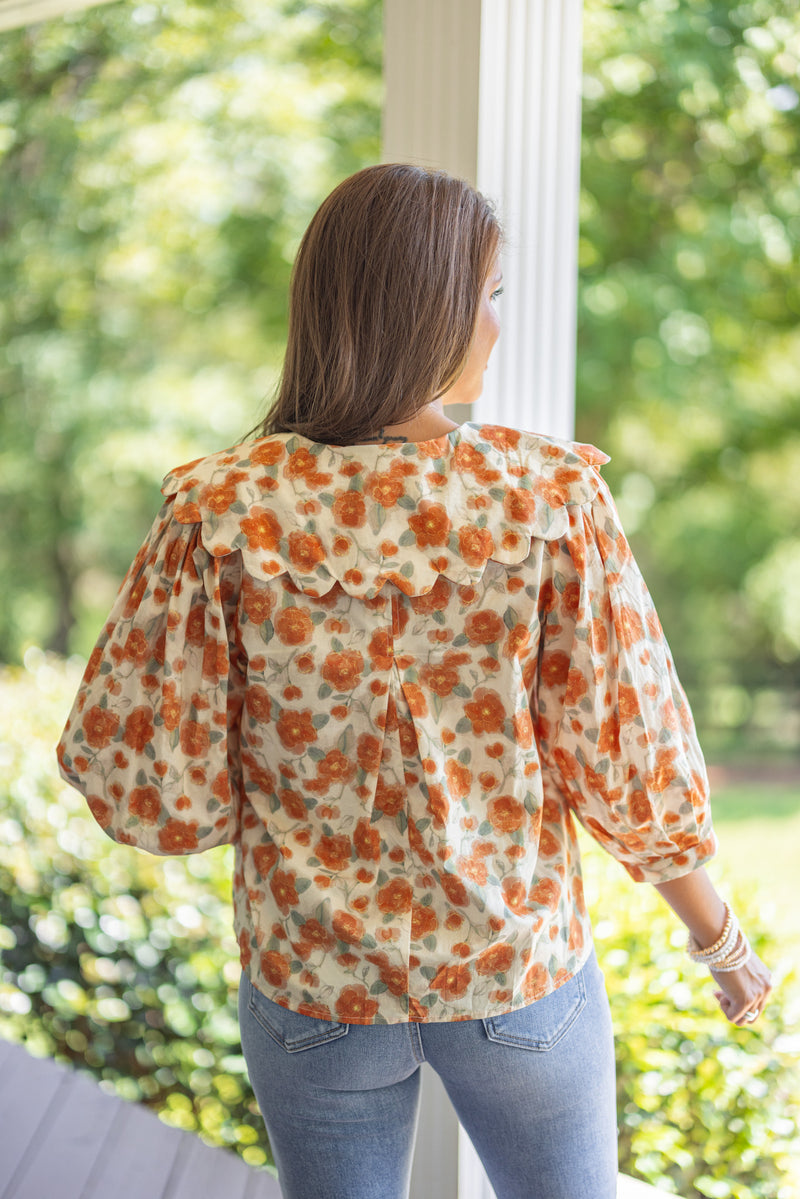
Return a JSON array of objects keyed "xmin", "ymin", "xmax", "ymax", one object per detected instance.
[
  {"xmin": 332, "ymin": 910, "xmax": 365, "ymax": 945},
  {"xmin": 298, "ymin": 920, "xmax": 337, "ymax": 953},
  {"xmin": 121, "ymin": 628, "xmax": 151, "ymax": 666},
  {"xmin": 629, "ymin": 791, "xmax": 653, "ymax": 826},
  {"xmin": 315, "ymin": 833, "xmax": 352, "ymax": 871},
  {"xmin": 357, "ymin": 733, "xmax": 383, "ymax": 773},
  {"xmin": 645, "ymin": 747, "xmax": 679, "ymax": 794},
  {"xmin": 457, "ymin": 853, "xmax": 487, "ymax": 886},
  {"xmin": 252, "ymin": 842, "xmax": 280, "ymax": 876},
  {"xmin": 261, "ymin": 949, "xmax": 291, "ymax": 987},
  {"xmin": 487, "ymin": 794, "xmax": 525, "ymax": 833},
  {"xmin": 458, "ymin": 525, "xmax": 494, "ymax": 568},
  {"xmin": 354, "ymin": 817, "xmax": 381, "ymax": 861},
  {"xmin": 275, "ymin": 708, "xmax": 318, "ymax": 750},
  {"xmin": 314, "ymin": 748, "xmax": 356, "ymax": 789},
  {"xmin": 528, "ymin": 876, "xmax": 561, "ymax": 910},
  {"xmin": 373, "ymin": 776, "xmax": 405, "ymax": 817},
  {"xmin": 464, "ymin": 609, "xmax": 504, "ymax": 646},
  {"xmin": 240, "ymin": 506, "xmax": 282, "ymax": 552},
  {"xmin": 597, "ymin": 714, "xmax": 621, "ymax": 755},
  {"xmin": 123, "ymin": 707, "xmax": 154, "ymax": 753},
  {"xmin": 475, "ymin": 943, "xmax": 514, "ymax": 977},
  {"xmin": 184, "ymin": 607, "xmax": 206, "ymax": 647},
  {"xmin": 411, "ymin": 903, "xmax": 439, "ymax": 941},
  {"xmin": 444, "ymin": 758, "xmax": 472, "ymax": 799},
  {"xmin": 426, "ymin": 784, "xmax": 449, "ymax": 829},
  {"xmin": 158, "ymin": 818, "xmax": 199, "ymax": 853},
  {"xmin": 278, "ymin": 788, "xmax": 306, "ymax": 820},
  {"xmin": 408, "ymin": 501, "xmax": 451, "ymax": 548},
  {"xmin": 615, "ymin": 604, "xmax": 645, "ymax": 649},
  {"xmin": 179, "ymin": 720, "xmax": 210, "ymax": 757},
  {"xmin": 418, "ymin": 661, "xmax": 459, "ymax": 698},
  {"xmin": 321, "ymin": 649, "xmax": 364, "ymax": 691},
  {"xmin": 287, "ymin": 531, "xmax": 326, "ymax": 573},
  {"xmin": 269, "ymin": 869, "xmax": 300, "ymax": 914},
  {"xmin": 367, "ymin": 629, "xmax": 393, "ymax": 671},
  {"xmin": 410, "ymin": 575, "xmax": 451, "ymax": 615},
  {"xmin": 241, "ymin": 576, "xmax": 275, "ymax": 625},
  {"xmin": 376, "ymin": 878, "xmax": 412, "ymax": 915},
  {"xmin": 249, "ymin": 439, "xmax": 286, "ymax": 468},
  {"xmin": 439, "ymin": 872, "xmax": 469, "ymax": 906},
  {"xmin": 335, "ymin": 985, "xmax": 379, "ymax": 1023},
  {"xmin": 332, "ymin": 490, "xmax": 367, "ymax": 528},
  {"xmin": 245, "ymin": 686, "xmax": 272, "ymax": 723},
  {"xmin": 82, "ymin": 700, "xmax": 119, "ymax": 748},
  {"xmin": 364, "ymin": 953, "xmax": 409, "ymax": 997},
  {"xmin": 619, "ymin": 682, "xmax": 642, "ymax": 724},
  {"xmin": 128, "ymin": 785, "xmax": 161, "ymax": 823},
  {"xmin": 274, "ymin": 606, "xmax": 314, "ymax": 645},
  {"xmin": 513, "ymin": 710, "xmax": 534, "ymax": 748},
  {"xmin": 502, "ymin": 876, "xmax": 529, "ymax": 915},
  {"xmin": 402, "ymin": 684, "xmax": 428, "ymax": 717},
  {"xmin": 522, "ymin": 962, "xmax": 549, "ymax": 1002},
  {"xmin": 503, "ymin": 623, "xmax": 530, "ymax": 660},
  {"xmin": 365, "ymin": 471, "xmax": 405, "ymax": 508},
  {"xmin": 430, "ymin": 962, "xmax": 471, "ymax": 1000},
  {"xmin": 565, "ymin": 667, "xmax": 588, "ymax": 707},
  {"xmin": 464, "ymin": 688, "xmax": 506, "ymax": 735},
  {"xmin": 503, "ymin": 488, "xmax": 537, "ymax": 523},
  {"xmin": 479, "ymin": 425, "xmax": 521, "ymax": 452},
  {"xmin": 87, "ymin": 795, "xmax": 111, "ymax": 828},
  {"xmin": 540, "ymin": 650, "xmax": 571, "ymax": 689},
  {"xmin": 199, "ymin": 476, "xmax": 241, "ymax": 515}
]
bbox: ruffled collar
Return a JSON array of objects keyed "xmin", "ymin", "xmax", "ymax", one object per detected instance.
[{"xmin": 161, "ymin": 422, "xmax": 608, "ymax": 599}]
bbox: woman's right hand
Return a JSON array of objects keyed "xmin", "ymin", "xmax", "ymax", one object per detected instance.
[{"xmin": 711, "ymin": 950, "xmax": 772, "ymax": 1026}]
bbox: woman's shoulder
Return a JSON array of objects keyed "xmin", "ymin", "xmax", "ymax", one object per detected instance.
[{"xmin": 461, "ymin": 421, "xmax": 609, "ymax": 470}]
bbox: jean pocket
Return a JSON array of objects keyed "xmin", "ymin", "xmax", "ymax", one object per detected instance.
[
  {"xmin": 482, "ymin": 966, "xmax": 588, "ymax": 1052},
  {"xmin": 245, "ymin": 976, "xmax": 350, "ymax": 1053}
]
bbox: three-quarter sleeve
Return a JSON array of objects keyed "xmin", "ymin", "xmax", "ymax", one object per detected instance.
[
  {"xmin": 57, "ymin": 502, "xmax": 246, "ymax": 856},
  {"xmin": 534, "ymin": 474, "xmax": 717, "ymax": 883}
]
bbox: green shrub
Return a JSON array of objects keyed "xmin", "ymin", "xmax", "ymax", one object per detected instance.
[{"xmin": 1, "ymin": 653, "xmax": 798, "ymax": 1193}]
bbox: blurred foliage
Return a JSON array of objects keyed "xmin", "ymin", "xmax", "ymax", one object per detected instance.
[
  {"xmin": 578, "ymin": 0, "xmax": 800, "ymax": 755},
  {"xmin": 1, "ymin": 0, "xmax": 799, "ymax": 758},
  {"xmin": 1, "ymin": 658, "xmax": 799, "ymax": 1193},
  {"xmin": 0, "ymin": 0, "xmax": 382, "ymax": 661}
]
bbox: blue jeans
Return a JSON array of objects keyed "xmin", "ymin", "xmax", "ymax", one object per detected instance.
[{"xmin": 238, "ymin": 948, "xmax": 617, "ymax": 1199}]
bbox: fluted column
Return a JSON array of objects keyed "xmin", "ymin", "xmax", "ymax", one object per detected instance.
[
  {"xmin": 383, "ymin": 0, "xmax": 583, "ymax": 440},
  {"xmin": 383, "ymin": 6, "xmax": 583, "ymax": 1197}
]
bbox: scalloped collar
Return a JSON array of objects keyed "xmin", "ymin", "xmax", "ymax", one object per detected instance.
[{"xmin": 160, "ymin": 422, "xmax": 608, "ymax": 598}]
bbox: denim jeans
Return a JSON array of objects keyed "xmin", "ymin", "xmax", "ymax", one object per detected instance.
[{"xmin": 238, "ymin": 948, "xmax": 617, "ymax": 1199}]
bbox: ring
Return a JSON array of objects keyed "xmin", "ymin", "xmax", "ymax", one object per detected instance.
[{"xmin": 743, "ymin": 1010, "xmax": 759, "ymax": 1022}]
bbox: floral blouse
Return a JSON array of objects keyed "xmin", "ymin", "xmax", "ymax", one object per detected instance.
[{"xmin": 57, "ymin": 421, "xmax": 716, "ymax": 1025}]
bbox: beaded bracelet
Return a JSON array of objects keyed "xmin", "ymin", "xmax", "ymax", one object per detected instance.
[
  {"xmin": 686, "ymin": 904, "xmax": 739, "ymax": 964},
  {"xmin": 686, "ymin": 905, "xmax": 751, "ymax": 973},
  {"xmin": 687, "ymin": 918, "xmax": 740, "ymax": 967},
  {"xmin": 707, "ymin": 931, "xmax": 752, "ymax": 973}
]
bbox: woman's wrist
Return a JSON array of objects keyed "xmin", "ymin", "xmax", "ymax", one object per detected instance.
[{"xmin": 652, "ymin": 867, "xmax": 729, "ymax": 947}]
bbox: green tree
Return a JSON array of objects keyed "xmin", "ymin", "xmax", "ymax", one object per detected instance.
[
  {"xmin": 578, "ymin": 0, "xmax": 800, "ymax": 752},
  {"xmin": 0, "ymin": 0, "xmax": 382, "ymax": 660}
]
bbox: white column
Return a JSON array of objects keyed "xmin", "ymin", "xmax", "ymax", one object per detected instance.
[
  {"xmin": 383, "ymin": 5, "xmax": 583, "ymax": 1198},
  {"xmin": 382, "ymin": 0, "xmax": 583, "ymax": 441}
]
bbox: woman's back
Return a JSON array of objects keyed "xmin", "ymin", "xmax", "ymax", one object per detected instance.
[{"xmin": 58, "ymin": 420, "xmax": 715, "ymax": 1025}]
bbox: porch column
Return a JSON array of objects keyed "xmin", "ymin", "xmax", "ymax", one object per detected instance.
[
  {"xmin": 383, "ymin": 4, "xmax": 583, "ymax": 1197},
  {"xmin": 382, "ymin": 0, "xmax": 583, "ymax": 441}
]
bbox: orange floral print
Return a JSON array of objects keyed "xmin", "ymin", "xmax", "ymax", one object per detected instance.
[
  {"xmin": 59, "ymin": 421, "xmax": 715, "ymax": 1026},
  {"xmin": 464, "ymin": 688, "xmax": 506, "ymax": 735}
]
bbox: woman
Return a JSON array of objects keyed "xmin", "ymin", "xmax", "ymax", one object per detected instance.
[{"xmin": 57, "ymin": 163, "xmax": 771, "ymax": 1199}]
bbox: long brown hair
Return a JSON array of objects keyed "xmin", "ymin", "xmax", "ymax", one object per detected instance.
[{"xmin": 254, "ymin": 163, "xmax": 500, "ymax": 445}]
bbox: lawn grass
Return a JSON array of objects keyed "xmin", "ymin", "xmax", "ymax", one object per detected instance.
[{"xmin": 708, "ymin": 782, "xmax": 800, "ymax": 953}]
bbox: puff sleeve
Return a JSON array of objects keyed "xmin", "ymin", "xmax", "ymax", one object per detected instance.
[
  {"xmin": 56, "ymin": 501, "xmax": 246, "ymax": 855},
  {"xmin": 534, "ymin": 473, "xmax": 717, "ymax": 883}
]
